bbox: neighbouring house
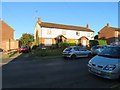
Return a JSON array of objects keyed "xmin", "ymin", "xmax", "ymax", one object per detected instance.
[
  {"xmin": 34, "ymin": 17, "xmax": 94, "ymax": 47},
  {"xmin": 0, "ymin": 19, "xmax": 19, "ymax": 51},
  {"xmin": 98, "ymin": 23, "xmax": 120, "ymax": 44}
]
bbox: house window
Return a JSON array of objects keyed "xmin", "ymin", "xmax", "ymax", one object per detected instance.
[
  {"xmin": 87, "ymin": 33, "xmax": 90, "ymax": 37},
  {"xmin": 91, "ymin": 33, "xmax": 94, "ymax": 36},
  {"xmin": 91, "ymin": 36, "xmax": 94, "ymax": 39},
  {"xmin": 62, "ymin": 31, "xmax": 66, "ymax": 35},
  {"xmin": 47, "ymin": 29, "xmax": 52, "ymax": 35},
  {"xmin": 11, "ymin": 42, "xmax": 14, "ymax": 49},
  {"xmin": 44, "ymin": 39, "xmax": 52, "ymax": 46},
  {"xmin": 76, "ymin": 32, "xmax": 80, "ymax": 36},
  {"xmin": 115, "ymin": 31, "xmax": 119, "ymax": 37}
]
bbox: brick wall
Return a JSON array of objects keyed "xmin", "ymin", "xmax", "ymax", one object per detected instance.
[
  {"xmin": 98, "ymin": 25, "xmax": 118, "ymax": 44},
  {"xmin": 2, "ymin": 21, "xmax": 14, "ymax": 41},
  {"xmin": 0, "ymin": 20, "xmax": 19, "ymax": 51}
]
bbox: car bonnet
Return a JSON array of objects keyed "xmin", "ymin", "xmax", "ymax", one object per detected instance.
[{"xmin": 89, "ymin": 55, "xmax": 119, "ymax": 66}]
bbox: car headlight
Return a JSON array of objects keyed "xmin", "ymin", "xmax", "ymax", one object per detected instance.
[{"xmin": 103, "ymin": 64, "xmax": 116, "ymax": 71}]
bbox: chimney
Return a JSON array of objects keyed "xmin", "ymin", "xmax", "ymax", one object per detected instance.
[
  {"xmin": 106, "ymin": 23, "xmax": 109, "ymax": 27},
  {"xmin": 37, "ymin": 17, "xmax": 41, "ymax": 24},
  {"xmin": 86, "ymin": 24, "xmax": 89, "ymax": 29}
]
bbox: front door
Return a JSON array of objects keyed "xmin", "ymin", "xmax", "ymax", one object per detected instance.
[
  {"xmin": 83, "ymin": 40, "xmax": 86, "ymax": 46},
  {"xmin": 79, "ymin": 36, "xmax": 88, "ymax": 47}
]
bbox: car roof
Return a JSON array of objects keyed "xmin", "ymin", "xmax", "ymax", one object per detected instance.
[
  {"xmin": 69, "ymin": 46, "xmax": 83, "ymax": 48},
  {"xmin": 107, "ymin": 45, "xmax": 120, "ymax": 48}
]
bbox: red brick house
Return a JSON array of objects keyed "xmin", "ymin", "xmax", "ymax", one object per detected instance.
[
  {"xmin": 0, "ymin": 19, "xmax": 19, "ymax": 51},
  {"xmin": 98, "ymin": 23, "xmax": 120, "ymax": 44}
]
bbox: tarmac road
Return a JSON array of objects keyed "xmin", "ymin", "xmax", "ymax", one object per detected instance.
[{"xmin": 2, "ymin": 54, "xmax": 119, "ymax": 88}]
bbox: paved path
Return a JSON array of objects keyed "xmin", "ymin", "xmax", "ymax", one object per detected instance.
[{"xmin": 1, "ymin": 53, "xmax": 21, "ymax": 66}]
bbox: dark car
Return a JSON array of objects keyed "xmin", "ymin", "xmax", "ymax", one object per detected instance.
[
  {"xmin": 18, "ymin": 46, "xmax": 31, "ymax": 53},
  {"xmin": 0, "ymin": 48, "xmax": 3, "ymax": 52}
]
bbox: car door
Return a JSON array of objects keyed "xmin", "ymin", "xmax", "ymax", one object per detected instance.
[
  {"xmin": 118, "ymin": 58, "xmax": 120, "ymax": 77},
  {"xmin": 73, "ymin": 47, "xmax": 80, "ymax": 57},
  {"xmin": 79, "ymin": 49, "xmax": 88, "ymax": 57}
]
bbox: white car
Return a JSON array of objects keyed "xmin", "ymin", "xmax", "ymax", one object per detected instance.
[
  {"xmin": 88, "ymin": 46, "xmax": 120, "ymax": 79},
  {"xmin": 63, "ymin": 46, "xmax": 92, "ymax": 59}
]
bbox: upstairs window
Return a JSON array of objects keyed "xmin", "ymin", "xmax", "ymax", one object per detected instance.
[
  {"xmin": 87, "ymin": 33, "xmax": 90, "ymax": 37},
  {"xmin": 62, "ymin": 31, "xmax": 66, "ymax": 35},
  {"xmin": 76, "ymin": 32, "xmax": 80, "ymax": 36},
  {"xmin": 47, "ymin": 29, "xmax": 52, "ymax": 35}
]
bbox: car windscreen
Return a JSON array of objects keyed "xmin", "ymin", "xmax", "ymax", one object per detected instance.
[
  {"xmin": 65, "ymin": 48, "xmax": 72, "ymax": 51},
  {"xmin": 98, "ymin": 47, "xmax": 120, "ymax": 58}
]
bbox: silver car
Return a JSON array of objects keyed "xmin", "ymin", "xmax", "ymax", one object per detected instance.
[
  {"xmin": 88, "ymin": 46, "xmax": 120, "ymax": 79},
  {"xmin": 91, "ymin": 45, "xmax": 107, "ymax": 55},
  {"xmin": 63, "ymin": 46, "xmax": 92, "ymax": 59}
]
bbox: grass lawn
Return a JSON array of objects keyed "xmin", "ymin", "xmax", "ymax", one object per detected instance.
[
  {"xmin": 2, "ymin": 52, "xmax": 9, "ymax": 60},
  {"xmin": 2, "ymin": 50, "xmax": 19, "ymax": 60}
]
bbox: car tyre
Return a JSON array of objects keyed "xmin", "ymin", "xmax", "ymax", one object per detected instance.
[{"xmin": 71, "ymin": 54, "xmax": 76, "ymax": 60}]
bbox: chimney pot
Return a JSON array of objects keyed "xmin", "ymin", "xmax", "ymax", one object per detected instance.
[
  {"xmin": 86, "ymin": 24, "xmax": 89, "ymax": 29},
  {"xmin": 37, "ymin": 17, "xmax": 41, "ymax": 24},
  {"xmin": 106, "ymin": 23, "xmax": 109, "ymax": 27}
]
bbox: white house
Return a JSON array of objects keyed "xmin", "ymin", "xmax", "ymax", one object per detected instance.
[{"xmin": 34, "ymin": 17, "xmax": 94, "ymax": 47}]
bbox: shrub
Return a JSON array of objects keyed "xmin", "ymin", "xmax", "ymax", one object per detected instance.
[
  {"xmin": 32, "ymin": 48, "xmax": 63, "ymax": 57},
  {"xmin": 67, "ymin": 40, "xmax": 76, "ymax": 46},
  {"xmin": 40, "ymin": 49, "xmax": 47, "ymax": 56},
  {"xmin": 89, "ymin": 40, "xmax": 99, "ymax": 48},
  {"xmin": 9, "ymin": 51, "xmax": 18, "ymax": 57},
  {"xmin": 98, "ymin": 40, "xmax": 107, "ymax": 45},
  {"xmin": 58, "ymin": 42, "xmax": 69, "ymax": 49},
  {"xmin": 32, "ymin": 45, "xmax": 39, "ymax": 50},
  {"xmin": 89, "ymin": 40, "xmax": 107, "ymax": 48},
  {"xmin": 67, "ymin": 40, "xmax": 76, "ymax": 43}
]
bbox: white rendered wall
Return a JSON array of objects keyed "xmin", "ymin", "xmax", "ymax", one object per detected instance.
[{"xmin": 41, "ymin": 27, "xmax": 94, "ymax": 40}]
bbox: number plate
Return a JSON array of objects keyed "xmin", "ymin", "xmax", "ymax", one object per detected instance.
[{"xmin": 91, "ymin": 68, "xmax": 101, "ymax": 74}]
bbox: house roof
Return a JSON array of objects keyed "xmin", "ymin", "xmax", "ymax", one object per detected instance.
[
  {"xmin": 39, "ymin": 22, "xmax": 94, "ymax": 32},
  {"xmin": 99, "ymin": 26, "xmax": 120, "ymax": 33},
  {"xmin": 109, "ymin": 27, "xmax": 120, "ymax": 31}
]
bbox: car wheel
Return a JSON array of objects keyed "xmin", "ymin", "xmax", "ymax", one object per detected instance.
[{"xmin": 71, "ymin": 55, "xmax": 76, "ymax": 60}]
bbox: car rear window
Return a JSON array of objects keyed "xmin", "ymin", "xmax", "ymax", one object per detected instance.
[{"xmin": 21, "ymin": 46, "xmax": 28, "ymax": 48}]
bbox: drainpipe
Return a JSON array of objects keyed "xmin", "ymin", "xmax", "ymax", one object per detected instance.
[{"xmin": 9, "ymin": 38, "xmax": 10, "ymax": 50}]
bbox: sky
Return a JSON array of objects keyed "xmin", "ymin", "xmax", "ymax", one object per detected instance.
[{"xmin": 1, "ymin": 2, "xmax": 119, "ymax": 39}]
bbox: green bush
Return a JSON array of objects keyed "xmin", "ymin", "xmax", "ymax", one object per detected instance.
[
  {"xmin": 58, "ymin": 42, "xmax": 69, "ymax": 49},
  {"xmin": 89, "ymin": 40, "xmax": 99, "ymax": 48},
  {"xmin": 89, "ymin": 40, "xmax": 107, "ymax": 48},
  {"xmin": 40, "ymin": 49, "xmax": 47, "ymax": 56},
  {"xmin": 32, "ymin": 45, "xmax": 39, "ymax": 50},
  {"xmin": 9, "ymin": 50, "xmax": 18, "ymax": 57},
  {"xmin": 68, "ymin": 43, "xmax": 76, "ymax": 46},
  {"xmin": 98, "ymin": 40, "xmax": 107, "ymax": 45},
  {"xmin": 32, "ymin": 48, "xmax": 63, "ymax": 57},
  {"xmin": 67, "ymin": 40, "xmax": 76, "ymax": 46},
  {"xmin": 67, "ymin": 40, "xmax": 76, "ymax": 43}
]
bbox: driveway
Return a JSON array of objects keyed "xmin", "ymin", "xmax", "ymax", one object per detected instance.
[{"xmin": 2, "ymin": 54, "xmax": 119, "ymax": 88}]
